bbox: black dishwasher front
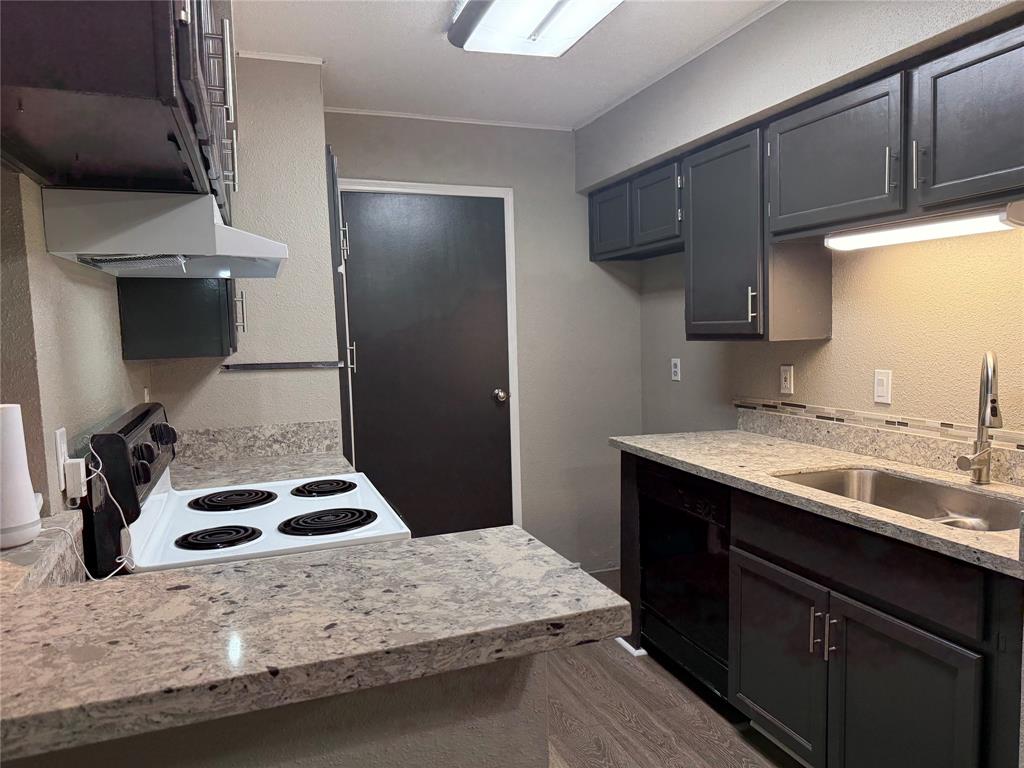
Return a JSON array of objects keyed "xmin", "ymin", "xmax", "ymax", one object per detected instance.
[{"xmin": 639, "ymin": 466, "xmax": 730, "ymax": 698}]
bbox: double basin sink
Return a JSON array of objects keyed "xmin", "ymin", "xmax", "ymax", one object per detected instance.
[{"xmin": 777, "ymin": 468, "xmax": 1023, "ymax": 532}]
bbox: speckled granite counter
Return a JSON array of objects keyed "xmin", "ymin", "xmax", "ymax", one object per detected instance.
[
  {"xmin": 611, "ymin": 430, "xmax": 1024, "ymax": 578},
  {"xmin": 0, "ymin": 510, "xmax": 85, "ymax": 592},
  {"xmin": 0, "ymin": 525, "xmax": 629, "ymax": 760}
]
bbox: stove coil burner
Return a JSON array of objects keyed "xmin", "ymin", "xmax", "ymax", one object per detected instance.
[
  {"xmin": 175, "ymin": 526, "xmax": 263, "ymax": 550},
  {"xmin": 188, "ymin": 489, "xmax": 278, "ymax": 512},
  {"xmin": 278, "ymin": 509, "xmax": 377, "ymax": 536},
  {"xmin": 291, "ymin": 479, "xmax": 358, "ymax": 498}
]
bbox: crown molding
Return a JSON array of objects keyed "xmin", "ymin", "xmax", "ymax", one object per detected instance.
[{"xmin": 323, "ymin": 106, "xmax": 572, "ymax": 132}]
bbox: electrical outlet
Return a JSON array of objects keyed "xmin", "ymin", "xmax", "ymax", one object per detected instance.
[
  {"xmin": 874, "ymin": 369, "xmax": 892, "ymax": 405},
  {"xmin": 54, "ymin": 427, "xmax": 68, "ymax": 492},
  {"xmin": 670, "ymin": 358, "xmax": 681, "ymax": 382},
  {"xmin": 780, "ymin": 365, "xmax": 795, "ymax": 395}
]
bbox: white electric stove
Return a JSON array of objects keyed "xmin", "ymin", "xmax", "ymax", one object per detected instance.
[{"xmin": 126, "ymin": 470, "xmax": 411, "ymax": 573}]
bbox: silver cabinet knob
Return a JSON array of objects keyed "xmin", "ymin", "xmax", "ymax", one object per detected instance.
[{"xmin": 492, "ymin": 388, "xmax": 509, "ymax": 404}]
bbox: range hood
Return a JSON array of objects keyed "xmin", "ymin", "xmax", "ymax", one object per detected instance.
[{"xmin": 41, "ymin": 189, "xmax": 287, "ymax": 278}]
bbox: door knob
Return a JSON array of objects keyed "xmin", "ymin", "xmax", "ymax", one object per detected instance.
[{"xmin": 492, "ymin": 388, "xmax": 509, "ymax": 404}]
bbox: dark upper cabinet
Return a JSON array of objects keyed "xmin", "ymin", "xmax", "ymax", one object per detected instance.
[
  {"xmin": 589, "ymin": 180, "xmax": 632, "ymax": 258},
  {"xmin": 0, "ymin": 0, "xmax": 236, "ymax": 223},
  {"xmin": 729, "ymin": 548, "xmax": 829, "ymax": 768},
  {"xmin": 910, "ymin": 25, "xmax": 1024, "ymax": 207},
  {"xmin": 768, "ymin": 74, "xmax": 904, "ymax": 233},
  {"xmin": 683, "ymin": 129, "xmax": 763, "ymax": 338},
  {"xmin": 632, "ymin": 161, "xmax": 682, "ymax": 248},
  {"xmin": 826, "ymin": 593, "xmax": 982, "ymax": 768},
  {"xmin": 118, "ymin": 278, "xmax": 238, "ymax": 360}
]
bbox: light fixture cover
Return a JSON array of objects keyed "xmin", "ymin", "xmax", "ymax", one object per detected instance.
[
  {"xmin": 450, "ymin": 0, "xmax": 624, "ymax": 58},
  {"xmin": 824, "ymin": 201, "xmax": 1024, "ymax": 252}
]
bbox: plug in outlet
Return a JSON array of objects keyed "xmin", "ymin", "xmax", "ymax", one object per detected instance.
[
  {"xmin": 54, "ymin": 427, "xmax": 69, "ymax": 492},
  {"xmin": 874, "ymin": 369, "xmax": 892, "ymax": 405},
  {"xmin": 670, "ymin": 358, "xmax": 681, "ymax": 382},
  {"xmin": 780, "ymin": 365, "xmax": 795, "ymax": 395}
]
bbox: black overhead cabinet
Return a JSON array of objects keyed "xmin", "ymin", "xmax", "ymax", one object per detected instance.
[
  {"xmin": 683, "ymin": 129, "xmax": 763, "ymax": 338},
  {"xmin": 0, "ymin": 0, "xmax": 238, "ymax": 223},
  {"xmin": 589, "ymin": 159, "xmax": 683, "ymax": 261},
  {"xmin": 768, "ymin": 74, "xmax": 904, "ymax": 234},
  {"xmin": 910, "ymin": 25, "xmax": 1024, "ymax": 208}
]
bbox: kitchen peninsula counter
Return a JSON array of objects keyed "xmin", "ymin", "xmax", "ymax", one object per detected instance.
[{"xmin": 1, "ymin": 525, "xmax": 629, "ymax": 763}]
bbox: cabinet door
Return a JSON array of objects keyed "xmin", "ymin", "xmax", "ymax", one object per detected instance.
[
  {"xmin": 769, "ymin": 74, "xmax": 903, "ymax": 233},
  {"xmin": 633, "ymin": 161, "xmax": 682, "ymax": 248},
  {"xmin": 826, "ymin": 592, "xmax": 982, "ymax": 768},
  {"xmin": 729, "ymin": 548, "xmax": 829, "ymax": 768},
  {"xmin": 589, "ymin": 180, "xmax": 631, "ymax": 258},
  {"xmin": 911, "ymin": 25, "xmax": 1024, "ymax": 206},
  {"xmin": 683, "ymin": 129, "xmax": 763, "ymax": 338}
]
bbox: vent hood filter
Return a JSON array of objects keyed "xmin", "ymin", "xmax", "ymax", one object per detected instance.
[{"xmin": 41, "ymin": 189, "xmax": 287, "ymax": 278}]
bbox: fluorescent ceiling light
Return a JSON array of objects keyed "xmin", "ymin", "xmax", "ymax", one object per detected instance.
[
  {"xmin": 449, "ymin": 0, "xmax": 624, "ymax": 58},
  {"xmin": 824, "ymin": 202, "xmax": 1024, "ymax": 252}
]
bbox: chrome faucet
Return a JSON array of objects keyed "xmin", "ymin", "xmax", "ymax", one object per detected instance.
[{"xmin": 956, "ymin": 351, "xmax": 1003, "ymax": 484}]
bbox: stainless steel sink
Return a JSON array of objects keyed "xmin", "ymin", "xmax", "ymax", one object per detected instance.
[{"xmin": 776, "ymin": 468, "xmax": 1023, "ymax": 532}]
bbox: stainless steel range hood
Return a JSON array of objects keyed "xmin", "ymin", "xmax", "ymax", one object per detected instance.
[{"xmin": 41, "ymin": 189, "xmax": 287, "ymax": 278}]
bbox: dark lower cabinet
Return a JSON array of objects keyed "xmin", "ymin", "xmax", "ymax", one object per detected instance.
[
  {"xmin": 826, "ymin": 593, "xmax": 982, "ymax": 768},
  {"xmin": 910, "ymin": 25, "xmax": 1024, "ymax": 207},
  {"xmin": 117, "ymin": 277, "xmax": 238, "ymax": 360},
  {"xmin": 730, "ymin": 547, "xmax": 984, "ymax": 768},
  {"xmin": 589, "ymin": 180, "xmax": 631, "ymax": 257},
  {"xmin": 768, "ymin": 74, "xmax": 904, "ymax": 233},
  {"xmin": 729, "ymin": 548, "xmax": 829, "ymax": 768},
  {"xmin": 683, "ymin": 129, "xmax": 763, "ymax": 338}
]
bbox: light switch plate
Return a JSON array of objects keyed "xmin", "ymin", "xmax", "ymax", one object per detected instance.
[
  {"xmin": 780, "ymin": 364, "xmax": 795, "ymax": 395},
  {"xmin": 874, "ymin": 369, "xmax": 892, "ymax": 404},
  {"xmin": 670, "ymin": 358, "xmax": 681, "ymax": 382}
]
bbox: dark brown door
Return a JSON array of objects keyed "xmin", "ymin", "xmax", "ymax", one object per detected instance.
[
  {"xmin": 826, "ymin": 592, "xmax": 983, "ymax": 768},
  {"xmin": 340, "ymin": 191, "xmax": 512, "ymax": 536},
  {"xmin": 729, "ymin": 547, "xmax": 829, "ymax": 768}
]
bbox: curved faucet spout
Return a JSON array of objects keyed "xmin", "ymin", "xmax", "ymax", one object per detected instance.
[{"xmin": 960, "ymin": 351, "xmax": 1002, "ymax": 484}]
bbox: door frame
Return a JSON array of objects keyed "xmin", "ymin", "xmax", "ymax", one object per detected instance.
[{"xmin": 337, "ymin": 178, "xmax": 523, "ymax": 528}]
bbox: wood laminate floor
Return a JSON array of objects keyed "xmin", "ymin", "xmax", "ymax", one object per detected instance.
[{"xmin": 548, "ymin": 640, "xmax": 798, "ymax": 768}]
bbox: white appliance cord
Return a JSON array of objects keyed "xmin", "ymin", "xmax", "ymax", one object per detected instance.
[{"xmin": 49, "ymin": 445, "xmax": 136, "ymax": 582}]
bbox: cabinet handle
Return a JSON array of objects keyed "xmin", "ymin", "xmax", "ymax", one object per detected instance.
[
  {"xmin": 883, "ymin": 145, "xmax": 890, "ymax": 195},
  {"xmin": 808, "ymin": 607, "xmax": 823, "ymax": 654},
  {"xmin": 746, "ymin": 286, "xmax": 757, "ymax": 322},
  {"xmin": 347, "ymin": 342, "xmax": 358, "ymax": 374},
  {"xmin": 229, "ymin": 129, "xmax": 238, "ymax": 192},
  {"xmin": 233, "ymin": 289, "xmax": 247, "ymax": 333},
  {"xmin": 823, "ymin": 614, "xmax": 839, "ymax": 661},
  {"xmin": 222, "ymin": 19, "xmax": 235, "ymax": 124},
  {"xmin": 911, "ymin": 140, "xmax": 918, "ymax": 190}
]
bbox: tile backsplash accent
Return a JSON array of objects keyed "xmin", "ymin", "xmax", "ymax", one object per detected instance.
[
  {"xmin": 174, "ymin": 420, "xmax": 342, "ymax": 464},
  {"xmin": 735, "ymin": 400, "xmax": 1024, "ymax": 488}
]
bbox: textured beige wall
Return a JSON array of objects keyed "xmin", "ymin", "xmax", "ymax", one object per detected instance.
[
  {"xmin": 323, "ymin": 112, "xmax": 642, "ymax": 571},
  {"xmin": 729, "ymin": 229, "xmax": 1024, "ymax": 429},
  {"xmin": 151, "ymin": 58, "xmax": 340, "ymax": 431},
  {"xmin": 574, "ymin": 0, "xmax": 1019, "ymax": 190},
  {"xmin": 1, "ymin": 171, "xmax": 49, "ymax": 512},
  {"xmin": 15, "ymin": 175, "xmax": 150, "ymax": 513}
]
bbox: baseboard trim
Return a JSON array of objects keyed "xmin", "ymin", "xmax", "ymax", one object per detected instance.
[{"xmin": 615, "ymin": 637, "xmax": 648, "ymax": 657}]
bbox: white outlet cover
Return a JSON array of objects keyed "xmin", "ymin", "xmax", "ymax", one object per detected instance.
[
  {"xmin": 780, "ymin": 364, "xmax": 795, "ymax": 395},
  {"xmin": 874, "ymin": 369, "xmax": 893, "ymax": 405},
  {"xmin": 54, "ymin": 427, "xmax": 68, "ymax": 492},
  {"xmin": 670, "ymin": 358, "xmax": 681, "ymax": 382}
]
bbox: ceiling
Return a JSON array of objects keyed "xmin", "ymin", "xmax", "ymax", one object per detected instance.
[{"xmin": 233, "ymin": 0, "xmax": 781, "ymax": 130}]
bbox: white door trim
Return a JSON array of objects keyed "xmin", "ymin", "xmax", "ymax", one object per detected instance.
[{"xmin": 337, "ymin": 178, "xmax": 523, "ymax": 528}]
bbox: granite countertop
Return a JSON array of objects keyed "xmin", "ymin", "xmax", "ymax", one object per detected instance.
[
  {"xmin": 611, "ymin": 430, "xmax": 1024, "ymax": 578},
  {"xmin": 0, "ymin": 525, "xmax": 629, "ymax": 760},
  {"xmin": 0, "ymin": 509, "xmax": 85, "ymax": 592},
  {"xmin": 170, "ymin": 451, "xmax": 354, "ymax": 490}
]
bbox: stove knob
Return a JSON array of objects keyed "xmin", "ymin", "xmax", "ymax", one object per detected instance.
[
  {"xmin": 151, "ymin": 422, "xmax": 178, "ymax": 446},
  {"xmin": 134, "ymin": 441, "xmax": 158, "ymax": 463},
  {"xmin": 135, "ymin": 460, "xmax": 153, "ymax": 485}
]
